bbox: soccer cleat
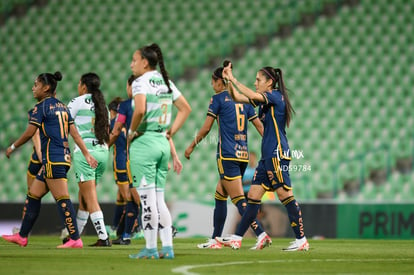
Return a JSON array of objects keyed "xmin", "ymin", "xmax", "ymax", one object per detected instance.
[
  {"xmin": 112, "ymin": 237, "xmax": 131, "ymax": 245},
  {"xmin": 282, "ymin": 237, "xmax": 309, "ymax": 252},
  {"xmin": 250, "ymin": 232, "xmax": 272, "ymax": 250},
  {"xmin": 2, "ymin": 233, "xmax": 28, "ymax": 247},
  {"xmin": 57, "ymin": 238, "xmax": 83, "ymax": 248},
  {"xmin": 197, "ymin": 238, "xmax": 222, "ymax": 249},
  {"xmin": 159, "ymin": 246, "xmax": 175, "ymax": 259},
  {"xmin": 89, "ymin": 238, "xmax": 112, "ymax": 247},
  {"xmin": 62, "ymin": 237, "xmax": 70, "ymax": 244},
  {"xmin": 215, "ymin": 235, "xmax": 242, "ymax": 250},
  {"xmin": 129, "ymin": 248, "xmax": 159, "ymax": 259},
  {"xmin": 105, "ymin": 225, "xmax": 118, "ymax": 239},
  {"xmin": 131, "ymin": 230, "xmax": 144, "ymax": 240}
]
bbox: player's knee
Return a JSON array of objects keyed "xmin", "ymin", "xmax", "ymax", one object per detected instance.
[{"xmin": 247, "ymin": 197, "xmax": 262, "ymax": 205}]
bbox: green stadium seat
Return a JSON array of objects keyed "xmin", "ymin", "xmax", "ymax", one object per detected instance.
[{"xmin": 1, "ymin": 0, "xmax": 413, "ymax": 203}]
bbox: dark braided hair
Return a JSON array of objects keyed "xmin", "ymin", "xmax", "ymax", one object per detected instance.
[
  {"xmin": 139, "ymin": 43, "xmax": 172, "ymax": 93},
  {"xmin": 259, "ymin": 67, "xmax": 295, "ymax": 127},
  {"xmin": 80, "ymin": 72, "xmax": 109, "ymax": 144},
  {"xmin": 37, "ymin": 71, "xmax": 62, "ymax": 95}
]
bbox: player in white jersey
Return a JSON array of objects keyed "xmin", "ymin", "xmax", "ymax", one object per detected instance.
[
  {"xmin": 128, "ymin": 43, "xmax": 191, "ymax": 259},
  {"xmin": 67, "ymin": 72, "xmax": 111, "ymax": 247}
]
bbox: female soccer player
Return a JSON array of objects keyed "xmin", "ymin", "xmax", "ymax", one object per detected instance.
[
  {"xmin": 67, "ymin": 72, "xmax": 111, "ymax": 247},
  {"xmin": 185, "ymin": 63, "xmax": 271, "ymax": 250},
  {"xmin": 216, "ymin": 63, "xmax": 309, "ymax": 251},
  {"xmin": 107, "ymin": 75, "xmax": 143, "ymax": 245},
  {"xmin": 107, "ymin": 96, "xmax": 126, "ymax": 239},
  {"xmin": 26, "ymin": 89, "xmax": 57, "ymax": 190},
  {"xmin": 128, "ymin": 43, "xmax": 191, "ymax": 259},
  {"xmin": 2, "ymin": 71, "xmax": 97, "ymax": 248}
]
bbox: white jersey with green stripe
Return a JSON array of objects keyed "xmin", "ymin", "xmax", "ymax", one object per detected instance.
[
  {"xmin": 131, "ymin": 70, "xmax": 182, "ymax": 133},
  {"xmin": 68, "ymin": 93, "xmax": 107, "ymax": 152}
]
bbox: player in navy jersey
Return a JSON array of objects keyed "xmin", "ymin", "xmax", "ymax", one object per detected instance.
[
  {"xmin": 106, "ymin": 97, "xmax": 127, "ymax": 238},
  {"xmin": 2, "ymin": 71, "xmax": 97, "ymax": 248},
  {"xmin": 107, "ymin": 75, "xmax": 143, "ymax": 245},
  {"xmin": 26, "ymin": 89, "xmax": 57, "ymax": 188},
  {"xmin": 216, "ymin": 63, "xmax": 309, "ymax": 251},
  {"xmin": 185, "ymin": 62, "xmax": 272, "ymax": 250}
]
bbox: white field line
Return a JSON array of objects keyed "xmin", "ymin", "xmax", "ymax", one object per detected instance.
[{"xmin": 172, "ymin": 258, "xmax": 413, "ymax": 275}]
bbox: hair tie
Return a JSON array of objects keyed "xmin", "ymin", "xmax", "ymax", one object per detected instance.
[{"xmin": 260, "ymin": 68, "xmax": 276, "ymax": 82}]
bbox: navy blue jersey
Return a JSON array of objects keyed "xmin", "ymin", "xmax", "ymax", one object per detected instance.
[
  {"xmin": 250, "ymin": 89, "xmax": 291, "ymax": 160},
  {"xmin": 110, "ymin": 117, "xmax": 127, "ymax": 171},
  {"xmin": 117, "ymin": 99, "xmax": 133, "ymax": 131},
  {"xmin": 29, "ymin": 97, "xmax": 73, "ymax": 165},
  {"xmin": 113, "ymin": 98, "xmax": 133, "ymax": 169},
  {"xmin": 207, "ymin": 90, "xmax": 257, "ymax": 161}
]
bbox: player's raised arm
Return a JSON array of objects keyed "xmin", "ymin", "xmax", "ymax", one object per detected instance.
[{"xmin": 224, "ymin": 62, "xmax": 266, "ymax": 103}]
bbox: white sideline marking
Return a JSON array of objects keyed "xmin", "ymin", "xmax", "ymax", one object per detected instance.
[{"xmin": 172, "ymin": 259, "xmax": 412, "ymax": 275}]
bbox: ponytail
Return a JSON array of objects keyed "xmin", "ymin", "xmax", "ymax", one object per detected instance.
[
  {"xmin": 80, "ymin": 72, "xmax": 109, "ymax": 144},
  {"xmin": 140, "ymin": 43, "xmax": 172, "ymax": 93},
  {"xmin": 260, "ymin": 67, "xmax": 295, "ymax": 127}
]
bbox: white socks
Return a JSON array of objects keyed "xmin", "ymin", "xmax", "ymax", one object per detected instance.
[
  {"xmin": 90, "ymin": 211, "xmax": 108, "ymax": 240},
  {"xmin": 157, "ymin": 191, "xmax": 173, "ymax": 247},
  {"xmin": 139, "ymin": 188, "xmax": 158, "ymax": 249},
  {"xmin": 76, "ymin": 210, "xmax": 89, "ymax": 235}
]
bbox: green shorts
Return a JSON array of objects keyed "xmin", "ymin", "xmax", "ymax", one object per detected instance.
[
  {"xmin": 129, "ymin": 132, "xmax": 170, "ymax": 190},
  {"xmin": 73, "ymin": 146, "xmax": 109, "ymax": 184}
]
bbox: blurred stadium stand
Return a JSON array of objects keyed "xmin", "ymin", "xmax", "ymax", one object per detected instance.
[{"xmin": 0, "ymin": 0, "xmax": 412, "ymax": 203}]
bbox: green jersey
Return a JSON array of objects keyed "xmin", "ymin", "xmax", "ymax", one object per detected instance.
[{"xmin": 131, "ymin": 70, "xmax": 182, "ymax": 133}]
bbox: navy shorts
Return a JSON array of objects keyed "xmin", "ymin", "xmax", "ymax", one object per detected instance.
[
  {"xmin": 217, "ymin": 159, "xmax": 247, "ymax": 181},
  {"xmin": 252, "ymin": 157, "xmax": 291, "ymax": 191},
  {"xmin": 114, "ymin": 171, "xmax": 130, "ymax": 184},
  {"xmin": 27, "ymin": 159, "xmax": 42, "ymax": 178},
  {"xmin": 36, "ymin": 163, "xmax": 70, "ymax": 182}
]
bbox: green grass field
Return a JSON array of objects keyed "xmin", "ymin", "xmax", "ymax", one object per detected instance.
[{"xmin": 1, "ymin": 236, "xmax": 413, "ymax": 274}]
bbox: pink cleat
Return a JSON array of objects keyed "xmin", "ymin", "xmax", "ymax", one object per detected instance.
[
  {"xmin": 250, "ymin": 232, "xmax": 272, "ymax": 250},
  {"xmin": 197, "ymin": 239, "xmax": 222, "ymax": 249},
  {"xmin": 215, "ymin": 235, "xmax": 242, "ymax": 250},
  {"xmin": 2, "ymin": 233, "xmax": 28, "ymax": 247},
  {"xmin": 57, "ymin": 238, "xmax": 83, "ymax": 248},
  {"xmin": 282, "ymin": 237, "xmax": 310, "ymax": 252}
]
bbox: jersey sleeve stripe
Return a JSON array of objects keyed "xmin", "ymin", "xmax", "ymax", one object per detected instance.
[
  {"xmin": 248, "ymin": 114, "xmax": 258, "ymax": 121},
  {"xmin": 207, "ymin": 112, "xmax": 217, "ymax": 118},
  {"xmin": 249, "ymin": 99, "xmax": 257, "ymax": 107},
  {"xmin": 262, "ymin": 93, "xmax": 268, "ymax": 104}
]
